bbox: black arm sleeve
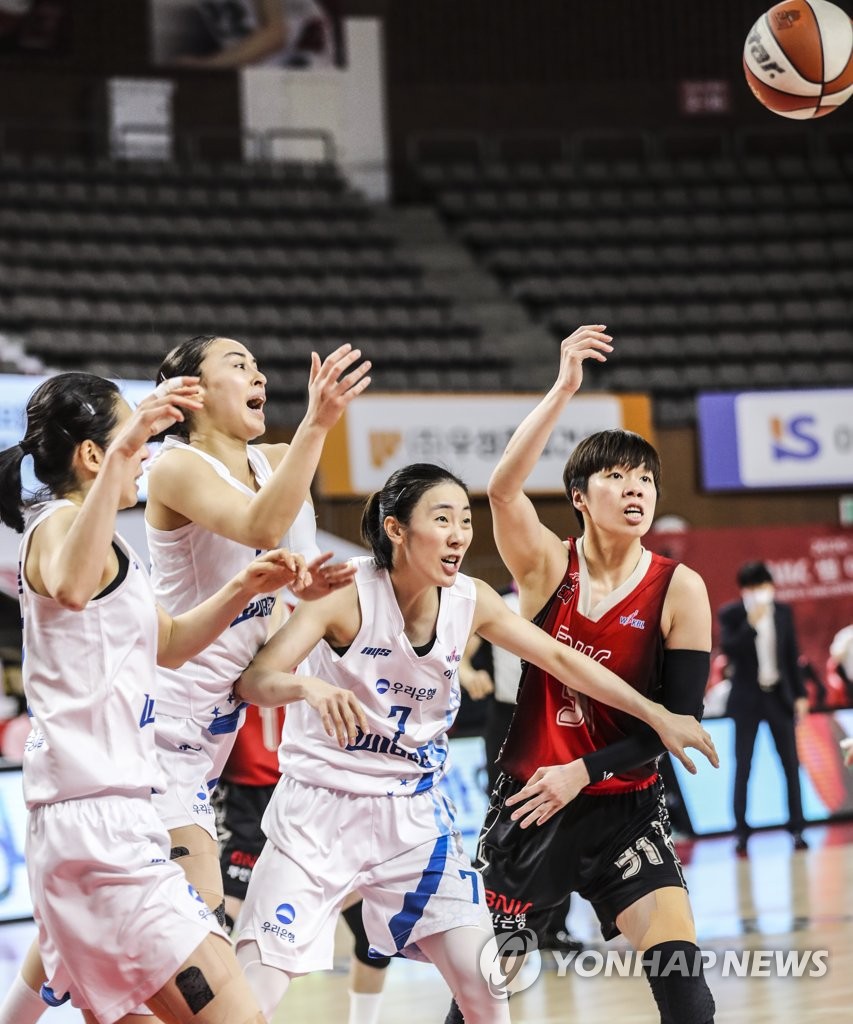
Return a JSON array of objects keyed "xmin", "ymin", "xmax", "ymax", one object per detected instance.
[{"xmin": 581, "ymin": 649, "xmax": 710, "ymax": 784}]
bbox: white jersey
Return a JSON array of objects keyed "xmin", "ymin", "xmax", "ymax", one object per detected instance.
[
  {"xmin": 280, "ymin": 557, "xmax": 476, "ymax": 796},
  {"xmin": 19, "ymin": 501, "xmax": 163, "ymax": 808},
  {"xmin": 147, "ymin": 437, "xmax": 319, "ymax": 723}
]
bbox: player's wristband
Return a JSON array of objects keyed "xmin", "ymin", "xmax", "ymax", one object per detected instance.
[{"xmin": 581, "ymin": 649, "xmax": 711, "ymax": 784}]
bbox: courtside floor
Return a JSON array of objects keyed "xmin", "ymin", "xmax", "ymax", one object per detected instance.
[{"xmin": 3, "ymin": 824, "xmax": 852, "ymax": 1022}]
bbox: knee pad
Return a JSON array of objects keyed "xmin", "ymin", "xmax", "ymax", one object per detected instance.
[
  {"xmin": 642, "ymin": 941, "xmax": 715, "ymax": 1024},
  {"xmin": 342, "ymin": 901, "xmax": 391, "ymax": 969}
]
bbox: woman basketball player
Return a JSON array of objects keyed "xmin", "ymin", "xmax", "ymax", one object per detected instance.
[
  {"xmin": 146, "ymin": 335, "xmax": 389, "ymax": 1023},
  {"xmin": 446, "ymin": 325, "xmax": 717, "ymax": 1024},
  {"xmin": 144, "ymin": 335, "xmax": 369, "ymax": 922},
  {"xmin": 228, "ymin": 462, "xmax": 718, "ymax": 1024},
  {"xmin": 0, "ymin": 372, "xmax": 306, "ymax": 1024}
]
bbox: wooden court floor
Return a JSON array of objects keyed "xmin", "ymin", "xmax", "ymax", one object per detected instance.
[
  {"xmin": 284, "ymin": 823, "xmax": 853, "ymax": 1024},
  {"xmin": 2, "ymin": 823, "xmax": 851, "ymax": 1022}
]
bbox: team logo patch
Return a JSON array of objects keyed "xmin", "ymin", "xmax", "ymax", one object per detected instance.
[
  {"xmin": 375, "ymin": 678, "xmax": 391, "ymax": 694},
  {"xmin": 275, "ymin": 903, "xmax": 296, "ymax": 925}
]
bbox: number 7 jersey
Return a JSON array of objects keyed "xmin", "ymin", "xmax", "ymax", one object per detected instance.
[{"xmin": 279, "ymin": 557, "xmax": 476, "ymax": 796}]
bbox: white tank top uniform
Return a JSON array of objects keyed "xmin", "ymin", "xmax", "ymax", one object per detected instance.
[
  {"xmin": 147, "ymin": 436, "xmax": 320, "ymax": 838},
  {"xmin": 236, "ymin": 558, "xmax": 493, "ymax": 973},
  {"xmin": 19, "ymin": 501, "xmax": 222, "ymax": 1022}
]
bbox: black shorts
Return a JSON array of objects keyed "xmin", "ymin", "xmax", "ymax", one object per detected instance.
[
  {"xmin": 212, "ymin": 780, "xmax": 276, "ymax": 901},
  {"xmin": 477, "ymin": 774, "xmax": 686, "ymax": 942}
]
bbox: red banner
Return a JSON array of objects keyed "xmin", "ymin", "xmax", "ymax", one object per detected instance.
[{"xmin": 646, "ymin": 524, "xmax": 853, "ymax": 708}]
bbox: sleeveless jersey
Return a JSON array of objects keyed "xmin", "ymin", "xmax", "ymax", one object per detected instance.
[
  {"xmin": 19, "ymin": 501, "xmax": 164, "ymax": 808},
  {"xmin": 499, "ymin": 538, "xmax": 678, "ymax": 795},
  {"xmin": 146, "ymin": 436, "xmax": 319, "ymax": 722},
  {"xmin": 279, "ymin": 557, "xmax": 476, "ymax": 796}
]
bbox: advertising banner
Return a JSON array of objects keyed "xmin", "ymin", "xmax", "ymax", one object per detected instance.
[
  {"xmin": 318, "ymin": 392, "xmax": 653, "ymax": 496},
  {"xmin": 698, "ymin": 389, "xmax": 853, "ymax": 491}
]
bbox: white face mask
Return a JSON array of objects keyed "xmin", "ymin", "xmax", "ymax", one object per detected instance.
[{"xmin": 743, "ymin": 586, "xmax": 774, "ymax": 610}]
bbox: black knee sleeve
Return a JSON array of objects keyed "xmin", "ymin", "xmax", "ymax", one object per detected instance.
[
  {"xmin": 444, "ymin": 999, "xmax": 465, "ymax": 1024},
  {"xmin": 342, "ymin": 900, "xmax": 391, "ymax": 969},
  {"xmin": 643, "ymin": 941, "xmax": 715, "ymax": 1024}
]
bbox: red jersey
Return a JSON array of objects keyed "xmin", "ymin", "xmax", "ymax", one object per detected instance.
[
  {"xmin": 221, "ymin": 704, "xmax": 284, "ymax": 787},
  {"xmin": 499, "ymin": 540, "xmax": 677, "ymax": 795}
]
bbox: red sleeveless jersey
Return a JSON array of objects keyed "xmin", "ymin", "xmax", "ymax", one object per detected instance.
[
  {"xmin": 221, "ymin": 704, "xmax": 284, "ymax": 787},
  {"xmin": 499, "ymin": 540, "xmax": 677, "ymax": 795}
]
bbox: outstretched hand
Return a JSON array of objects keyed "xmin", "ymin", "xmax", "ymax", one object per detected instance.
[
  {"xmin": 554, "ymin": 325, "xmax": 613, "ymax": 395},
  {"xmin": 306, "ymin": 343, "xmax": 372, "ymax": 430},
  {"xmin": 505, "ymin": 760, "xmax": 590, "ymax": 828},
  {"xmin": 242, "ymin": 549, "xmax": 311, "ymax": 595},
  {"xmin": 655, "ymin": 710, "xmax": 719, "ymax": 775},
  {"xmin": 291, "ymin": 551, "xmax": 357, "ymax": 600},
  {"xmin": 109, "ymin": 377, "xmax": 204, "ymax": 459}
]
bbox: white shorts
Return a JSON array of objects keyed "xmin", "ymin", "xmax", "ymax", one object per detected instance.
[
  {"xmin": 235, "ymin": 776, "xmax": 493, "ymax": 973},
  {"xmin": 27, "ymin": 794, "xmax": 225, "ymax": 1024},
  {"xmin": 152, "ymin": 709, "xmax": 246, "ymax": 840}
]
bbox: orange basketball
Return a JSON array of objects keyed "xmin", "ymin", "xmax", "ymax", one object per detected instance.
[{"xmin": 743, "ymin": 0, "xmax": 853, "ymax": 118}]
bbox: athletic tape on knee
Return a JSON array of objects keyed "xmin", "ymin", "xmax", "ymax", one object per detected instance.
[
  {"xmin": 149, "ymin": 970, "xmax": 264, "ymax": 1024},
  {"xmin": 642, "ymin": 941, "xmax": 715, "ymax": 1024},
  {"xmin": 342, "ymin": 902, "xmax": 391, "ymax": 969}
]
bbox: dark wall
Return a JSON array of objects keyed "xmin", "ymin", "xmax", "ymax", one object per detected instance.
[
  {"xmin": 379, "ymin": 0, "xmax": 853, "ymax": 192},
  {"xmin": 0, "ymin": 0, "xmax": 240, "ymax": 157}
]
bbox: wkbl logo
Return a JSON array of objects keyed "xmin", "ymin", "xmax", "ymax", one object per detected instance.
[
  {"xmin": 770, "ymin": 415, "xmax": 820, "ymax": 461},
  {"xmin": 619, "ymin": 608, "xmax": 646, "ymax": 630}
]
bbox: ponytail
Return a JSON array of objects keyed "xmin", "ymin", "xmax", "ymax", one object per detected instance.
[
  {"xmin": 0, "ymin": 443, "xmax": 27, "ymax": 532},
  {"xmin": 360, "ymin": 491, "xmax": 392, "ymax": 569}
]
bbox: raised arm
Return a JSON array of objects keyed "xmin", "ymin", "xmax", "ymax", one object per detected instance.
[
  {"xmin": 156, "ymin": 549, "xmax": 309, "ymax": 669},
  {"xmin": 235, "ymin": 587, "xmax": 369, "ymax": 746},
  {"xmin": 32, "ymin": 383, "xmax": 202, "ymax": 610},
  {"xmin": 471, "ymin": 579, "xmax": 718, "ymax": 774},
  {"xmin": 487, "ymin": 326, "xmax": 612, "ymax": 603},
  {"xmin": 147, "ymin": 344, "xmax": 370, "ymax": 550}
]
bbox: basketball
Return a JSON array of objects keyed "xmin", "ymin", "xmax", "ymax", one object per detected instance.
[{"xmin": 743, "ymin": 0, "xmax": 853, "ymax": 118}]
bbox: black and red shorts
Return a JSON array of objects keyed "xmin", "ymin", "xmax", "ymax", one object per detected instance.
[
  {"xmin": 477, "ymin": 773, "xmax": 686, "ymax": 941},
  {"xmin": 212, "ymin": 780, "xmax": 275, "ymax": 900}
]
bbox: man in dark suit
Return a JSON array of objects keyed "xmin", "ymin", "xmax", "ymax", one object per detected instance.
[{"xmin": 719, "ymin": 561, "xmax": 810, "ymax": 856}]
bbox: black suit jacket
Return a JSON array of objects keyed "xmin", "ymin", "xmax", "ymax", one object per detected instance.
[{"xmin": 718, "ymin": 599, "xmax": 806, "ymax": 716}]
